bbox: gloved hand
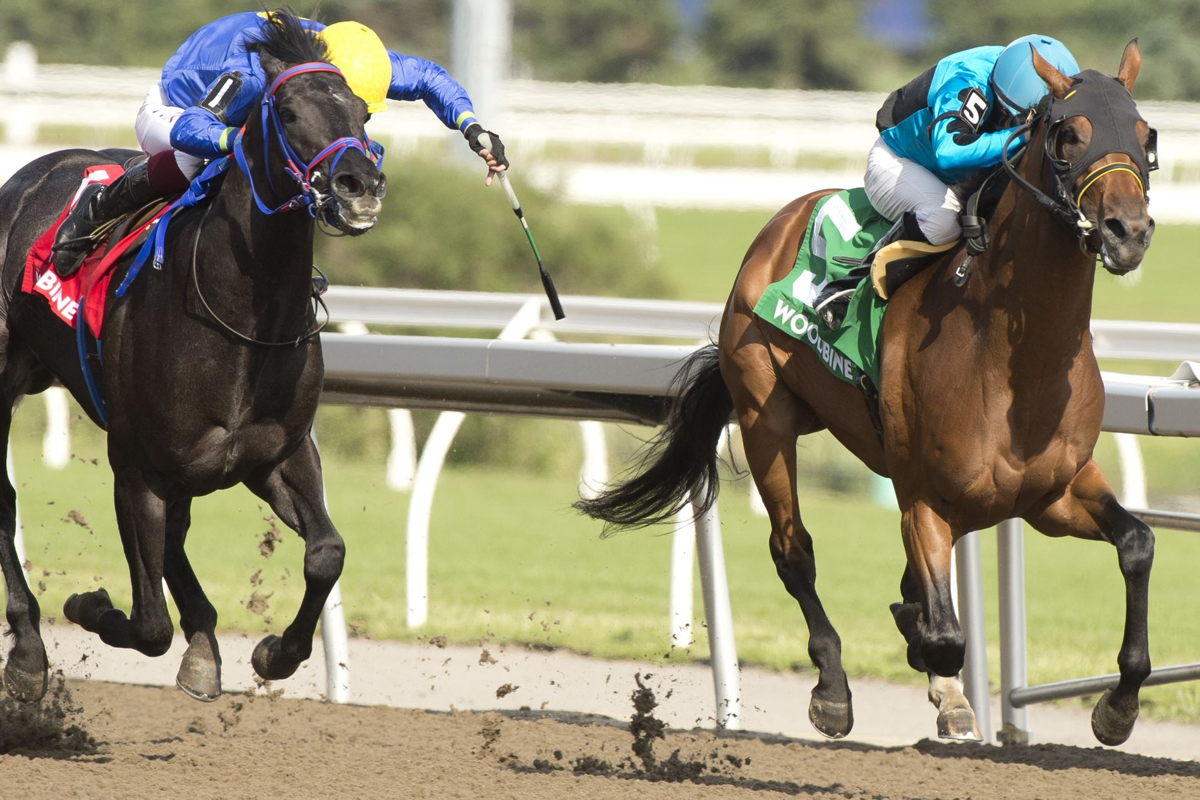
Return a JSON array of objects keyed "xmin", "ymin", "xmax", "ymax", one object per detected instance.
[{"xmin": 464, "ymin": 123, "xmax": 509, "ymax": 184}]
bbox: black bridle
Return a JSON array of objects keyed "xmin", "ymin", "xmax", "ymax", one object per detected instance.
[{"xmin": 1000, "ymin": 69, "xmax": 1157, "ymax": 252}]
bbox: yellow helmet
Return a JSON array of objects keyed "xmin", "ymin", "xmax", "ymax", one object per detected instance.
[{"xmin": 318, "ymin": 21, "xmax": 391, "ymax": 114}]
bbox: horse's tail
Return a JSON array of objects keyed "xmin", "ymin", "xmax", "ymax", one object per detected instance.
[{"xmin": 575, "ymin": 344, "xmax": 732, "ymax": 531}]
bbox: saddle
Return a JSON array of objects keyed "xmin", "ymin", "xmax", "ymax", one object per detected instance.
[{"xmin": 23, "ymin": 164, "xmax": 174, "ymax": 338}]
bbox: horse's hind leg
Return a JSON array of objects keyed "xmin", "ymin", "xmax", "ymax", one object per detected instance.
[
  {"xmin": 63, "ymin": 467, "xmax": 174, "ymax": 657},
  {"xmin": 891, "ymin": 567, "xmax": 981, "ymax": 740},
  {"xmin": 1025, "ymin": 460, "xmax": 1153, "ymax": 746},
  {"xmin": 244, "ymin": 437, "xmax": 344, "ymax": 683},
  {"xmin": 0, "ymin": 405, "xmax": 49, "ymax": 701},
  {"xmin": 162, "ymin": 499, "xmax": 222, "ymax": 701},
  {"xmin": 728, "ymin": 364, "xmax": 852, "ymax": 737}
]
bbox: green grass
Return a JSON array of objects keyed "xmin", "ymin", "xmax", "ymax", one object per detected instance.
[{"xmin": 10, "ymin": 408, "xmax": 1200, "ymax": 724}]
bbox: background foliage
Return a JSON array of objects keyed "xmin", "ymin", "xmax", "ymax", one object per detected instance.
[
  {"xmin": 313, "ymin": 157, "xmax": 664, "ymax": 297},
  {"xmin": 2, "ymin": 0, "xmax": 1198, "ymax": 98}
]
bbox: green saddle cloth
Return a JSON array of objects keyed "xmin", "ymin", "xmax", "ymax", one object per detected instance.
[{"xmin": 751, "ymin": 188, "xmax": 890, "ymax": 388}]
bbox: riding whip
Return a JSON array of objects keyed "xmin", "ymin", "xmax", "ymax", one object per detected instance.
[{"xmin": 478, "ymin": 133, "xmax": 565, "ymax": 320}]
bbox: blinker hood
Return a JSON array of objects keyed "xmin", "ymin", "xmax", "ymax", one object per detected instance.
[{"xmin": 1040, "ymin": 69, "xmax": 1157, "ymax": 192}]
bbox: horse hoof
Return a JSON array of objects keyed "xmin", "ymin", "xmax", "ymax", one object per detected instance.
[
  {"xmin": 251, "ymin": 634, "xmax": 300, "ymax": 681},
  {"xmin": 63, "ymin": 588, "xmax": 113, "ymax": 631},
  {"xmin": 176, "ymin": 632, "xmax": 222, "ymax": 702},
  {"xmin": 937, "ymin": 707, "xmax": 982, "ymax": 741},
  {"xmin": 3, "ymin": 659, "xmax": 48, "ymax": 703},
  {"xmin": 1091, "ymin": 688, "xmax": 1138, "ymax": 746},
  {"xmin": 808, "ymin": 695, "xmax": 854, "ymax": 739}
]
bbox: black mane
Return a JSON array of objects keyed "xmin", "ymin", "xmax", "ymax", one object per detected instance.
[{"xmin": 250, "ymin": 8, "xmax": 328, "ymax": 65}]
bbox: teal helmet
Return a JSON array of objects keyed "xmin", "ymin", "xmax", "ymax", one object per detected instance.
[{"xmin": 991, "ymin": 34, "xmax": 1080, "ymax": 115}]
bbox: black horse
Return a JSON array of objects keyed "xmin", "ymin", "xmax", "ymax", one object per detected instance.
[{"xmin": 0, "ymin": 12, "xmax": 385, "ymax": 702}]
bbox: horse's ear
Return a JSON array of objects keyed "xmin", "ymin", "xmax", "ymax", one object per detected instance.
[
  {"xmin": 1031, "ymin": 45, "xmax": 1074, "ymax": 99},
  {"xmin": 1117, "ymin": 38, "xmax": 1141, "ymax": 92}
]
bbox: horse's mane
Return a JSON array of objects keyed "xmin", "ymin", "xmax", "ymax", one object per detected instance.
[{"xmin": 250, "ymin": 7, "xmax": 329, "ymax": 65}]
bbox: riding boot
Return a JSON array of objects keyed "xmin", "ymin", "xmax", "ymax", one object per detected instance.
[
  {"xmin": 813, "ymin": 214, "xmax": 908, "ymax": 331},
  {"xmin": 814, "ymin": 212, "xmax": 953, "ymax": 331},
  {"xmin": 52, "ymin": 157, "xmax": 157, "ymax": 278}
]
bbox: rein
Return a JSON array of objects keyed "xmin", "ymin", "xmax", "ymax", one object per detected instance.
[{"xmin": 188, "ymin": 198, "xmax": 330, "ymax": 348}]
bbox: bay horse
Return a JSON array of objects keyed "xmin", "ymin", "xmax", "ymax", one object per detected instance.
[
  {"xmin": 0, "ymin": 13, "xmax": 385, "ymax": 703},
  {"xmin": 579, "ymin": 42, "xmax": 1156, "ymax": 745}
]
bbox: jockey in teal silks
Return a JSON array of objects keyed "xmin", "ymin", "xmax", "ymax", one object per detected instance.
[
  {"xmin": 54, "ymin": 10, "xmax": 508, "ymax": 276},
  {"xmin": 815, "ymin": 34, "xmax": 1080, "ymax": 330}
]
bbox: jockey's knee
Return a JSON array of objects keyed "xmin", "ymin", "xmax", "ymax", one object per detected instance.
[{"xmin": 914, "ymin": 211, "xmax": 961, "ymax": 246}]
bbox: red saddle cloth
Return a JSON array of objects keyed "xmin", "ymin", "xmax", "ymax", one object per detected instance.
[{"xmin": 22, "ymin": 164, "xmax": 166, "ymax": 337}]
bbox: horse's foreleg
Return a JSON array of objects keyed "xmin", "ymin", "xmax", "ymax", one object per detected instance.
[
  {"xmin": 734, "ymin": 394, "xmax": 851, "ymax": 738},
  {"xmin": 900, "ymin": 502, "xmax": 963, "ymax": 678},
  {"xmin": 63, "ymin": 468, "xmax": 174, "ymax": 657},
  {"xmin": 162, "ymin": 499, "xmax": 222, "ymax": 702},
  {"xmin": 891, "ymin": 567, "xmax": 980, "ymax": 740},
  {"xmin": 0, "ymin": 407, "xmax": 48, "ymax": 701},
  {"xmin": 244, "ymin": 437, "xmax": 344, "ymax": 683},
  {"xmin": 1026, "ymin": 460, "xmax": 1153, "ymax": 746}
]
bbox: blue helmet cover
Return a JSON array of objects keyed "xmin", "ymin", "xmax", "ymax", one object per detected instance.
[{"xmin": 991, "ymin": 34, "xmax": 1080, "ymax": 114}]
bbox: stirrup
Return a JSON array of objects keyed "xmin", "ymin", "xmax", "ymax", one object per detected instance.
[{"xmin": 814, "ymin": 287, "xmax": 855, "ymax": 331}]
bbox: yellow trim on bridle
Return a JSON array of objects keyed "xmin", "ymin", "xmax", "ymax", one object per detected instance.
[{"xmin": 1075, "ymin": 162, "xmax": 1144, "ymax": 206}]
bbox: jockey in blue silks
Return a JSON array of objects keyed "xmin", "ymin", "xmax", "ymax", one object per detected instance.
[
  {"xmin": 54, "ymin": 10, "xmax": 508, "ymax": 276},
  {"xmin": 815, "ymin": 34, "xmax": 1080, "ymax": 330}
]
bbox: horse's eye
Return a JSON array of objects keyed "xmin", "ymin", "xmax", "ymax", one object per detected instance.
[
  {"xmin": 1060, "ymin": 127, "xmax": 1081, "ymax": 146},
  {"xmin": 279, "ymin": 108, "xmax": 299, "ymax": 124}
]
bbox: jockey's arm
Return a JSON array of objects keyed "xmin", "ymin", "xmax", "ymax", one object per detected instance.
[
  {"xmin": 170, "ymin": 71, "xmax": 263, "ymax": 159},
  {"xmin": 385, "ymin": 52, "xmax": 507, "ymax": 177},
  {"xmin": 927, "ymin": 76, "xmax": 1027, "ymax": 175},
  {"xmin": 385, "ymin": 52, "xmax": 479, "ymax": 134}
]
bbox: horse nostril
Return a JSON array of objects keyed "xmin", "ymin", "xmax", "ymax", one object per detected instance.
[
  {"xmin": 373, "ymin": 173, "xmax": 388, "ymax": 199},
  {"xmin": 333, "ymin": 173, "xmax": 365, "ymax": 198},
  {"xmin": 1104, "ymin": 217, "xmax": 1129, "ymax": 241}
]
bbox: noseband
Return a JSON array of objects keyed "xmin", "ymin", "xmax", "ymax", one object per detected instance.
[
  {"xmin": 233, "ymin": 61, "xmax": 384, "ymax": 219},
  {"xmin": 1000, "ymin": 70, "xmax": 1156, "ymax": 250}
]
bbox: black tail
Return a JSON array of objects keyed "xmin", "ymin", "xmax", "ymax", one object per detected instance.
[{"xmin": 574, "ymin": 344, "xmax": 733, "ymax": 531}]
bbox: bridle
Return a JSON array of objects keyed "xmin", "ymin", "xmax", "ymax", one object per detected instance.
[
  {"xmin": 158, "ymin": 61, "xmax": 383, "ymax": 346},
  {"xmin": 195, "ymin": 60, "xmax": 384, "ymax": 346},
  {"xmin": 233, "ymin": 61, "xmax": 384, "ymax": 223},
  {"xmin": 1000, "ymin": 69, "xmax": 1156, "ymax": 254}
]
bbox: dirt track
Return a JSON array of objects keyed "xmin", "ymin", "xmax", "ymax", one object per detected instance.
[
  {"xmin": 3, "ymin": 676, "xmax": 1199, "ymax": 800},
  {"xmin": 2, "ymin": 625, "xmax": 1198, "ymax": 798}
]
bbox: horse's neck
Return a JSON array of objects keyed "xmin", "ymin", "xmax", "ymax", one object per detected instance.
[
  {"xmin": 207, "ymin": 166, "xmax": 317, "ymax": 325},
  {"xmin": 984, "ymin": 170, "xmax": 1096, "ymax": 333},
  {"xmin": 219, "ymin": 165, "xmax": 316, "ymax": 287}
]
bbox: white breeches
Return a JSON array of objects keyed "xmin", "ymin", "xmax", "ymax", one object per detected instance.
[
  {"xmin": 863, "ymin": 137, "xmax": 963, "ymax": 245},
  {"xmin": 134, "ymin": 83, "xmax": 207, "ymax": 179}
]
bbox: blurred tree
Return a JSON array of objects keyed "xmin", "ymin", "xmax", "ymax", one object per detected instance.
[
  {"xmin": 512, "ymin": 0, "xmax": 683, "ymax": 82},
  {"xmin": 925, "ymin": 0, "xmax": 1192, "ymax": 100},
  {"xmin": 315, "ymin": 0, "xmax": 452, "ymax": 63},
  {"xmin": 702, "ymin": 0, "xmax": 884, "ymax": 89},
  {"xmin": 0, "ymin": 1, "xmax": 452, "ymax": 67}
]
